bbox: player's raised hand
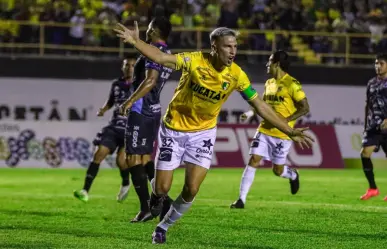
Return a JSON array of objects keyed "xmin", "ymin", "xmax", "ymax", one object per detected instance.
[
  {"xmin": 240, "ymin": 110, "xmax": 254, "ymax": 123},
  {"xmin": 97, "ymin": 108, "xmax": 105, "ymax": 117},
  {"xmin": 380, "ymin": 119, "xmax": 387, "ymax": 131},
  {"xmin": 114, "ymin": 22, "xmax": 139, "ymax": 45},
  {"xmin": 119, "ymin": 102, "xmax": 131, "ymax": 116},
  {"xmin": 289, "ymin": 127, "xmax": 314, "ymax": 149}
]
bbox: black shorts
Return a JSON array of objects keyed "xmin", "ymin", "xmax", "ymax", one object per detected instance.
[
  {"xmin": 93, "ymin": 125, "xmax": 125, "ymax": 153},
  {"xmin": 125, "ymin": 111, "xmax": 161, "ymax": 155},
  {"xmin": 362, "ymin": 131, "xmax": 387, "ymax": 153}
]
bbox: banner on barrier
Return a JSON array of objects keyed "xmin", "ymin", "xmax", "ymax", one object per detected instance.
[
  {"xmin": 0, "ymin": 78, "xmax": 367, "ymax": 125},
  {"xmin": 0, "ymin": 122, "xmax": 344, "ymax": 169},
  {"xmin": 214, "ymin": 124, "xmax": 344, "ymax": 168}
]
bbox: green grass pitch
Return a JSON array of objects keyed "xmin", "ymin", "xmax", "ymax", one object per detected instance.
[{"xmin": 0, "ymin": 168, "xmax": 387, "ymax": 249}]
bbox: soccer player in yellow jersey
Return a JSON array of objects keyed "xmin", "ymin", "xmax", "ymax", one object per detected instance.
[
  {"xmin": 114, "ymin": 23, "xmax": 313, "ymax": 244},
  {"xmin": 231, "ymin": 51, "xmax": 310, "ymax": 209}
]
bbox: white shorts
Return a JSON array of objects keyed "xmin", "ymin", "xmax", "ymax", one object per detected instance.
[
  {"xmin": 155, "ymin": 122, "xmax": 217, "ymax": 171},
  {"xmin": 249, "ymin": 132, "xmax": 292, "ymax": 165}
]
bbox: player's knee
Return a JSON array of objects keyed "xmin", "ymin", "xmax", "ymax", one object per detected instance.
[
  {"xmin": 155, "ymin": 181, "xmax": 171, "ymax": 195},
  {"xmin": 272, "ymin": 165, "xmax": 283, "ymax": 176},
  {"xmin": 248, "ymin": 154, "xmax": 261, "ymax": 167},
  {"xmin": 116, "ymin": 156, "xmax": 127, "ymax": 170},
  {"xmin": 183, "ymin": 183, "xmax": 200, "ymax": 199}
]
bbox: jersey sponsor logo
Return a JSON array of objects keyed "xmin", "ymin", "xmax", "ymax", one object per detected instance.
[
  {"xmin": 189, "ymin": 82, "xmax": 227, "ymax": 102},
  {"xmin": 222, "ymin": 82, "xmax": 230, "ymax": 90},
  {"xmin": 263, "ymin": 94, "xmax": 285, "ymax": 102}
]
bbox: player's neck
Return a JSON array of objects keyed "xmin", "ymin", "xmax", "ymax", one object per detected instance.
[
  {"xmin": 209, "ymin": 53, "xmax": 225, "ymax": 72},
  {"xmin": 377, "ymin": 73, "xmax": 387, "ymax": 80},
  {"xmin": 151, "ymin": 38, "xmax": 166, "ymax": 45},
  {"xmin": 274, "ymin": 71, "xmax": 287, "ymax": 81},
  {"xmin": 124, "ymin": 77, "xmax": 131, "ymax": 83}
]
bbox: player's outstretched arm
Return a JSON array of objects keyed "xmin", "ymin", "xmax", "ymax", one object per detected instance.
[
  {"xmin": 119, "ymin": 69, "xmax": 159, "ymax": 115},
  {"xmin": 114, "ymin": 22, "xmax": 176, "ymax": 69},
  {"xmin": 97, "ymin": 85, "xmax": 115, "ymax": 116},
  {"xmin": 248, "ymin": 96, "xmax": 314, "ymax": 148}
]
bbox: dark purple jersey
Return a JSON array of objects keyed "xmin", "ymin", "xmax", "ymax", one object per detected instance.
[
  {"xmin": 130, "ymin": 42, "xmax": 173, "ymax": 117},
  {"xmin": 106, "ymin": 78, "xmax": 133, "ymax": 128},
  {"xmin": 365, "ymin": 77, "xmax": 387, "ymax": 132}
]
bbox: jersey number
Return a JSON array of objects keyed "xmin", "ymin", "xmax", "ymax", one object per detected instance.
[{"xmin": 161, "ymin": 72, "xmax": 170, "ymax": 79}]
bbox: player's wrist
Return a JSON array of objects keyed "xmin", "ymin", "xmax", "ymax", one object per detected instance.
[{"xmin": 287, "ymin": 128, "xmax": 295, "ymax": 137}]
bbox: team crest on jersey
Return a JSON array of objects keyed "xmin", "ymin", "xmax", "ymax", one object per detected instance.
[{"xmin": 222, "ymin": 82, "xmax": 230, "ymax": 90}]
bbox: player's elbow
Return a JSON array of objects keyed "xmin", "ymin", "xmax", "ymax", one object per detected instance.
[
  {"xmin": 144, "ymin": 78, "xmax": 157, "ymax": 88},
  {"xmin": 303, "ymin": 105, "xmax": 310, "ymax": 115}
]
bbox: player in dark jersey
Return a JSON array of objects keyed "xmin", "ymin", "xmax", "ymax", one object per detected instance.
[
  {"xmin": 119, "ymin": 17, "xmax": 173, "ymax": 222},
  {"xmin": 360, "ymin": 53, "xmax": 387, "ymax": 201},
  {"xmin": 73, "ymin": 57, "xmax": 136, "ymax": 203}
]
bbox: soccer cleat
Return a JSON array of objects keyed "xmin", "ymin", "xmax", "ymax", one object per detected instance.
[
  {"xmin": 149, "ymin": 193, "xmax": 165, "ymax": 217},
  {"xmin": 384, "ymin": 196, "xmax": 387, "ymax": 201},
  {"xmin": 160, "ymin": 196, "xmax": 173, "ymax": 221},
  {"xmin": 152, "ymin": 227, "xmax": 167, "ymax": 244},
  {"xmin": 130, "ymin": 211, "xmax": 153, "ymax": 223},
  {"xmin": 230, "ymin": 199, "xmax": 245, "ymax": 209},
  {"xmin": 360, "ymin": 188, "xmax": 379, "ymax": 200},
  {"xmin": 117, "ymin": 185, "xmax": 130, "ymax": 203},
  {"xmin": 290, "ymin": 169, "xmax": 300, "ymax": 195},
  {"xmin": 73, "ymin": 189, "xmax": 89, "ymax": 202}
]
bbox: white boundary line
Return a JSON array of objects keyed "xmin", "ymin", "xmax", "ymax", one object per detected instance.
[{"xmin": 0, "ymin": 192, "xmax": 386, "ymax": 212}]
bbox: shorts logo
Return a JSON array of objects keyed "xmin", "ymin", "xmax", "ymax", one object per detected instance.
[
  {"xmin": 142, "ymin": 138, "xmax": 147, "ymax": 146},
  {"xmin": 196, "ymin": 139, "xmax": 213, "ymax": 156},
  {"xmin": 202, "ymin": 139, "xmax": 213, "ymax": 150},
  {"xmin": 159, "ymin": 147, "xmax": 172, "ymax": 162},
  {"xmin": 273, "ymin": 142, "xmax": 284, "ymax": 155},
  {"xmin": 132, "ymin": 126, "xmax": 140, "ymax": 148},
  {"xmin": 251, "ymin": 141, "xmax": 259, "ymax": 148}
]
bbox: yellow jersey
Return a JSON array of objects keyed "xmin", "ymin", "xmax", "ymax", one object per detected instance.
[
  {"xmin": 258, "ymin": 74, "xmax": 306, "ymax": 139},
  {"xmin": 163, "ymin": 52, "xmax": 258, "ymax": 132}
]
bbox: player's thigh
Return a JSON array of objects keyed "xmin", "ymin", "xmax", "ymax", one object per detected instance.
[
  {"xmin": 93, "ymin": 145, "xmax": 111, "ymax": 163},
  {"xmin": 141, "ymin": 154, "xmax": 152, "ymax": 165},
  {"xmin": 361, "ymin": 131, "xmax": 380, "ymax": 158},
  {"xmin": 93, "ymin": 126, "xmax": 118, "ymax": 163},
  {"xmin": 183, "ymin": 127, "xmax": 217, "ymax": 170},
  {"xmin": 155, "ymin": 122, "xmax": 186, "ymax": 171},
  {"xmin": 182, "ymin": 162, "xmax": 208, "ymax": 200},
  {"xmin": 116, "ymin": 147, "xmax": 127, "ymax": 170},
  {"xmin": 249, "ymin": 132, "xmax": 271, "ymax": 166}
]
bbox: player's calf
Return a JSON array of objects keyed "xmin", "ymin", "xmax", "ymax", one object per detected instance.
[{"xmin": 273, "ymin": 164, "xmax": 299, "ymax": 195}]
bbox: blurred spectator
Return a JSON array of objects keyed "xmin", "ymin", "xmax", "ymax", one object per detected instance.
[
  {"xmin": 69, "ymin": 10, "xmax": 85, "ymax": 46},
  {"xmin": 1, "ymin": 0, "xmax": 387, "ymax": 65}
]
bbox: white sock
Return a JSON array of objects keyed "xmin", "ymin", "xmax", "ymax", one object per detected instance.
[
  {"xmin": 150, "ymin": 178, "xmax": 156, "ymax": 194},
  {"xmin": 239, "ymin": 165, "xmax": 257, "ymax": 203},
  {"xmin": 158, "ymin": 194, "xmax": 192, "ymax": 231},
  {"xmin": 280, "ymin": 166, "xmax": 297, "ymax": 180}
]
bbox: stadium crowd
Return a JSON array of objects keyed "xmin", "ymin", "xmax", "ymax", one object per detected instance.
[{"xmin": 0, "ymin": 0, "xmax": 386, "ymax": 59}]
